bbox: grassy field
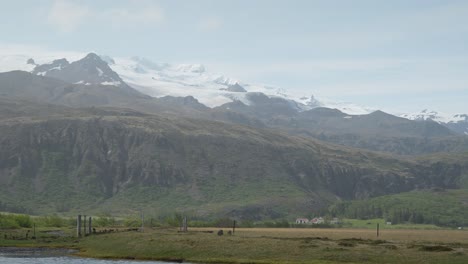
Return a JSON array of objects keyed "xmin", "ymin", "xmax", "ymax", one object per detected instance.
[
  {"xmin": 340, "ymin": 218, "xmax": 445, "ymax": 230},
  {"xmin": 1, "ymin": 227, "xmax": 467, "ymax": 263}
]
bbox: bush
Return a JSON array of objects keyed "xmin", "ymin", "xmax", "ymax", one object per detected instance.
[
  {"xmin": 37, "ymin": 215, "xmax": 69, "ymax": 227},
  {"xmin": 13, "ymin": 214, "xmax": 32, "ymax": 228},
  {"xmin": 0, "ymin": 214, "xmax": 32, "ymax": 229}
]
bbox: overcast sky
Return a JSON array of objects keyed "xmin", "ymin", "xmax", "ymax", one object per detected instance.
[{"xmin": 1, "ymin": 0, "xmax": 467, "ymax": 113}]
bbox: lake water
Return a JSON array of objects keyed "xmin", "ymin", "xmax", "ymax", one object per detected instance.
[{"xmin": 0, "ymin": 247, "xmax": 184, "ymax": 264}]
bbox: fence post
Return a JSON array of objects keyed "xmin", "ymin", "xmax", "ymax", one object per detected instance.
[
  {"xmin": 88, "ymin": 217, "xmax": 92, "ymax": 235},
  {"xmin": 77, "ymin": 215, "xmax": 82, "ymax": 237}
]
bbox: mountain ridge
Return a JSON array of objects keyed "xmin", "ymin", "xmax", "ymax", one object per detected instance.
[
  {"xmin": 1, "ymin": 69, "xmax": 467, "ymax": 155},
  {"xmin": 1, "ymin": 52, "xmax": 466, "ymax": 126},
  {"xmin": 0, "ymin": 99, "xmax": 466, "ymax": 218}
]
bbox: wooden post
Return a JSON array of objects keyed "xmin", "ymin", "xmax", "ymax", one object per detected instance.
[
  {"xmin": 183, "ymin": 216, "xmax": 188, "ymax": 232},
  {"xmin": 33, "ymin": 223, "xmax": 36, "ymax": 239},
  {"xmin": 88, "ymin": 217, "xmax": 92, "ymax": 235},
  {"xmin": 377, "ymin": 223, "xmax": 380, "ymax": 237},
  {"xmin": 233, "ymin": 220, "xmax": 236, "ymax": 234},
  {"xmin": 141, "ymin": 211, "xmax": 144, "ymax": 232},
  {"xmin": 83, "ymin": 215, "xmax": 87, "ymax": 235},
  {"xmin": 77, "ymin": 215, "xmax": 82, "ymax": 237}
]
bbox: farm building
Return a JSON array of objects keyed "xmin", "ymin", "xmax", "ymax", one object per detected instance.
[{"xmin": 295, "ymin": 218, "xmax": 310, "ymax": 224}]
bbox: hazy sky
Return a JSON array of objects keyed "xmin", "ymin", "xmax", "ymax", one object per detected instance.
[{"xmin": 1, "ymin": 0, "xmax": 467, "ymax": 113}]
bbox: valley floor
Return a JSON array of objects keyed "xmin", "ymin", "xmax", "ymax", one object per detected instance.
[{"xmin": 1, "ymin": 227, "xmax": 467, "ymax": 264}]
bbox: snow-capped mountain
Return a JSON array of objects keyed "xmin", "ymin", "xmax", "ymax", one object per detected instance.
[
  {"xmin": 1, "ymin": 51, "xmax": 467, "ymax": 137},
  {"xmin": 107, "ymin": 56, "xmax": 310, "ymax": 109},
  {"xmin": 108, "ymin": 56, "xmax": 381, "ymax": 115},
  {"xmin": 1, "ymin": 51, "xmax": 466, "ymax": 131},
  {"xmin": 401, "ymin": 109, "xmax": 468, "ymax": 135},
  {"xmin": 0, "ymin": 52, "xmax": 373, "ymax": 115},
  {"xmin": 32, "ymin": 53, "xmax": 126, "ymax": 88},
  {"xmin": 401, "ymin": 109, "xmax": 468, "ymax": 124}
]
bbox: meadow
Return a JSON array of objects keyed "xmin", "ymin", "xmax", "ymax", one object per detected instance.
[{"xmin": 1, "ymin": 226, "xmax": 467, "ymax": 264}]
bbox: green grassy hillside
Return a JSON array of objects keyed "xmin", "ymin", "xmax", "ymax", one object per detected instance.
[
  {"xmin": 330, "ymin": 189, "xmax": 468, "ymax": 227},
  {"xmin": 0, "ymin": 100, "xmax": 467, "ymax": 220}
]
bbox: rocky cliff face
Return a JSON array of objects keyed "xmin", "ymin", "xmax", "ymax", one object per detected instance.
[{"xmin": 0, "ymin": 102, "xmax": 465, "ymax": 218}]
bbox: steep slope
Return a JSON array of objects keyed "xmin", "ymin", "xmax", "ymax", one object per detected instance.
[
  {"xmin": 1, "ymin": 70, "xmax": 466, "ymax": 156},
  {"xmin": 2, "ymin": 69, "xmax": 467, "ymax": 156},
  {"xmin": 215, "ymin": 99, "xmax": 468, "ymax": 155},
  {"xmin": 0, "ymin": 100, "xmax": 466, "ymax": 219},
  {"xmin": 0, "ymin": 70, "xmax": 149, "ymax": 107},
  {"xmin": 31, "ymin": 53, "xmax": 136, "ymax": 94}
]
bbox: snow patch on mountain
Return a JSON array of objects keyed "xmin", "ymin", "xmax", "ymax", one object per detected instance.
[
  {"xmin": 101, "ymin": 81, "xmax": 121, "ymax": 86},
  {"xmin": 401, "ymin": 109, "xmax": 468, "ymax": 124},
  {"xmin": 107, "ymin": 56, "xmax": 376, "ymax": 114},
  {"xmin": 96, "ymin": 67, "xmax": 104, "ymax": 76},
  {"xmin": 108, "ymin": 56, "xmax": 304, "ymax": 108}
]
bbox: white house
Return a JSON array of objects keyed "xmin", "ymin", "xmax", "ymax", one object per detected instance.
[{"xmin": 295, "ymin": 218, "xmax": 310, "ymax": 224}]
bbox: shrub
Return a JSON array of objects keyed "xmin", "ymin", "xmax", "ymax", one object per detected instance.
[
  {"xmin": 13, "ymin": 214, "xmax": 32, "ymax": 228},
  {"xmin": 0, "ymin": 214, "xmax": 20, "ymax": 229}
]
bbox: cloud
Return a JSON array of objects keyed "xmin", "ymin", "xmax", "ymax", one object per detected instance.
[
  {"xmin": 47, "ymin": 0, "xmax": 91, "ymax": 33},
  {"xmin": 103, "ymin": 4, "xmax": 165, "ymax": 28},
  {"xmin": 198, "ymin": 17, "xmax": 222, "ymax": 32},
  {"xmin": 46, "ymin": 0, "xmax": 165, "ymax": 32}
]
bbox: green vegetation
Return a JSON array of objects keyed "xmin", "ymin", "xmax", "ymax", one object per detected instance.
[
  {"xmin": 1, "ymin": 226, "xmax": 467, "ymax": 264},
  {"xmin": 0, "ymin": 213, "xmax": 77, "ymax": 229},
  {"xmin": 1, "ymin": 99, "xmax": 467, "ymax": 220},
  {"xmin": 0, "ymin": 214, "xmax": 32, "ymax": 229},
  {"xmin": 330, "ymin": 189, "xmax": 468, "ymax": 227},
  {"xmin": 1, "ymin": 212, "xmax": 467, "ymax": 263}
]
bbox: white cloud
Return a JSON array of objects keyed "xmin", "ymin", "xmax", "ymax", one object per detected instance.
[
  {"xmin": 46, "ymin": 0, "xmax": 165, "ymax": 32},
  {"xmin": 198, "ymin": 17, "xmax": 222, "ymax": 32},
  {"xmin": 103, "ymin": 4, "xmax": 165, "ymax": 28},
  {"xmin": 47, "ymin": 0, "xmax": 91, "ymax": 33}
]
